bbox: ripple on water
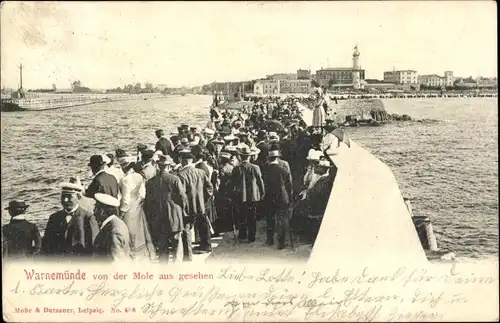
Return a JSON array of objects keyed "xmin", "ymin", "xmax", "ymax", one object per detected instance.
[{"xmin": 1, "ymin": 96, "xmax": 498, "ymax": 258}]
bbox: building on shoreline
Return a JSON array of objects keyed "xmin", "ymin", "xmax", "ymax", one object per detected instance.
[
  {"xmin": 253, "ymin": 78, "xmax": 313, "ymax": 95},
  {"xmin": 383, "ymin": 70, "xmax": 418, "ymax": 85},
  {"xmin": 315, "ymin": 46, "xmax": 365, "ymax": 89},
  {"xmin": 418, "ymin": 71, "xmax": 454, "ymax": 87}
]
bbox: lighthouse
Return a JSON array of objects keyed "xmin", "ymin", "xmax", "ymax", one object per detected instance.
[{"xmin": 352, "ymin": 46, "xmax": 361, "ymax": 90}]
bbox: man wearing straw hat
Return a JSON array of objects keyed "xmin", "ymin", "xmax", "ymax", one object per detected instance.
[
  {"xmin": 144, "ymin": 154, "xmax": 187, "ymax": 262},
  {"xmin": 42, "ymin": 177, "xmax": 99, "ymax": 257},
  {"xmin": 263, "ymin": 148, "xmax": 293, "ymax": 249},
  {"xmin": 230, "ymin": 145, "xmax": 265, "ymax": 243},
  {"xmin": 2, "ymin": 200, "xmax": 41, "ymax": 259},
  {"xmin": 93, "ymin": 193, "xmax": 131, "ymax": 262}
]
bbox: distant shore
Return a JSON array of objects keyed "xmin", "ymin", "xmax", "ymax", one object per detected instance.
[{"xmin": 0, "ymin": 93, "xmax": 167, "ymax": 112}]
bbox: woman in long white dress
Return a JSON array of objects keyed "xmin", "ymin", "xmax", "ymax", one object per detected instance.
[
  {"xmin": 312, "ymin": 89, "xmax": 327, "ymax": 128},
  {"xmin": 118, "ymin": 156, "xmax": 157, "ymax": 261}
]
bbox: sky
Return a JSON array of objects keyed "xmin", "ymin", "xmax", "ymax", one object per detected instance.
[{"xmin": 0, "ymin": 1, "xmax": 497, "ymax": 89}]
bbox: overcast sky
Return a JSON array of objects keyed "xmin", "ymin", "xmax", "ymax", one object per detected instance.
[{"xmin": 1, "ymin": 1, "xmax": 497, "ymax": 89}]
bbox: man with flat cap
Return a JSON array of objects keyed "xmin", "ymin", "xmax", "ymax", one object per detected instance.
[
  {"xmin": 144, "ymin": 154, "xmax": 187, "ymax": 262},
  {"xmin": 85, "ymin": 154, "xmax": 119, "ymax": 199},
  {"xmin": 138, "ymin": 149, "xmax": 157, "ymax": 182},
  {"xmin": 42, "ymin": 178, "xmax": 99, "ymax": 257},
  {"xmin": 2, "ymin": 200, "xmax": 41, "ymax": 259},
  {"xmin": 93, "ymin": 193, "xmax": 131, "ymax": 262},
  {"xmin": 230, "ymin": 145, "xmax": 265, "ymax": 242},
  {"xmin": 155, "ymin": 129, "xmax": 174, "ymax": 157},
  {"xmin": 177, "ymin": 149, "xmax": 214, "ymax": 255},
  {"xmin": 263, "ymin": 149, "xmax": 293, "ymax": 249}
]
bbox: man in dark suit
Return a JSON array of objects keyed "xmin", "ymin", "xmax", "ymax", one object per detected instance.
[
  {"xmin": 177, "ymin": 149, "xmax": 214, "ymax": 254},
  {"xmin": 92, "ymin": 193, "xmax": 131, "ymax": 262},
  {"xmin": 144, "ymin": 154, "xmax": 187, "ymax": 262},
  {"xmin": 85, "ymin": 155, "xmax": 119, "ymax": 199},
  {"xmin": 230, "ymin": 146, "xmax": 265, "ymax": 242},
  {"xmin": 42, "ymin": 178, "xmax": 99, "ymax": 258},
  {"xmin": 2, "ymin": 200, "xmax": 41, "ymax": 259},
  {"xmin": 155, "ymin": 129, "xmax": 174, "ymax": 156},
  {"xmin": 263, "ymin": 149, "xmax": 293, "ymax": 249}
]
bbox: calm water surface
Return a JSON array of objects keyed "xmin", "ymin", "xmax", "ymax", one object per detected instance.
[{"xmin": 1, "ymin": 96, "xmax": 498, "ymax": 259}]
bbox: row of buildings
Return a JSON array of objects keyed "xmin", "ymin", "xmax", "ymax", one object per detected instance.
[
  {"xmin": 382, "ymin": 70, "xmax": 497, "ymax": 89},
  {"xmin": 200, "ymin": 46, "xmax": 497, "ymax": 96}
]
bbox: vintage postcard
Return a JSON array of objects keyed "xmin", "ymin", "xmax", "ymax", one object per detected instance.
[{"xmin": 1, "ymin": 1, "xmax": 498, "ymax": 322}]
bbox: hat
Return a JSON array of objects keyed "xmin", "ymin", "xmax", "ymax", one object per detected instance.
[
  {"xmin": 142, "ymin": 149, "xmax": 155, "ymax": 160},
  {"xmin": 204, "ymin": 128, "xmax": 215, "ymax": 135},
  {"xmin": 237, "ymin": 144, "xmax": 253, "ymax": 156},
  {"xmin": 220, "ymin": 152, "xmax": 232, "ymax": 160},
  {"xmin": 4, "ymin": 200, "xmax": 29, "ymax": 211},
  {"xmin": 307, "ymin": 149, "xmax": 322, "ymax": 161},
  {"xmin": 118, "ymin": 155, "xmax": 136, "ymax": 168},
  {"xmin": 88, "ymin": 154, "xmax": 107, "ymax": 167},
  {"xmin": 102, "ymin": 154, "xmax": 112, "ymax": 165},
  {"xmin": 268, "ymin": 150, "xmax": 282, "ymax": 158},
  {"xmin": 317, "ymin": 160, "xmax": 332, "ymax": 168},
  {"xmin": 225, "ymin": 145, "xmax": 238, "ymax": 153},
  {"xmin": 250, "ymin": 146, "xmax": 261, "ymax": 155},
  {"xmin": 211, "ymin": 137, "xmax": 224, "ymax": 145},
  {"xmin": 179, "ymin": 149, "xmax": 194, "ymax": 159},
  {"xmin": 181, "ymin": 124, "xmax": 189, "ymax": 129},
  {"xmin": 157, "ymin": 154, "xmax": 174, "ymax": 167},
  {"xmin": 115, "ymin": 148, "xmax": 127, "ymax": 158},
  {"xmin": 60, "ymin": 177, "xmax": 84, "ymax": 193},
  {"xmin": 155, "ymin": 129, "xmax": 164, "ymax": 136},
  {"xmin": 137, "ymin": 143, "xmax": 148, "ymax": 150},
  {"xmin": 94, "ymin": 193, "xmax": 120, "ymax": 207},
  {"xmin": 269, "ymin": 133, "xmax": 280, "ymax": 142},
  {"xmin": 224, "ymin": 134, "xmax": 238, "ymax": 141}
]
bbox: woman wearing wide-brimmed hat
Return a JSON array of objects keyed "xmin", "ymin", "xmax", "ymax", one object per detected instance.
[{"xmin": 2, "ymin": 200, "xmax": 41, "ymax": 259}]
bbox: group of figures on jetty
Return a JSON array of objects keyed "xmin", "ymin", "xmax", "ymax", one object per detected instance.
[{"xmin": 3, "ymin": 89, "xmax": 350, "ymax": 263}]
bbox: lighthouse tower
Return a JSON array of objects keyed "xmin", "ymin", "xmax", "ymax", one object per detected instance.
[{"xmin": 352, "ymin": 46, "xmax": 361, "ymax": 90}]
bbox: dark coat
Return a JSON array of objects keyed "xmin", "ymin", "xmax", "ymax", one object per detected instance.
[
  {"xmin": 144, "ymin": 172, "xmax": 186, "ymax": 237},
  {"xmin": 306, "ymin": 168, "xmax": 337, "ymax": 217},
  {"xmin": 41, "ymin": 207, "xmax": 99, "ymax": 256},
  {"xmin": 263, "ymin": 163, "xmax": 293, "ymax": 207},
  {"xmin": 231, "ymin": 160, "xmax": 265, "ymax": 203},
  {"xmin": 93, "ymin": 216, "xmax": 131, "ymax": 261},
  {"xmin": 2, "ymin": 218, "xmax": 41, "ymax": 258},
  {"xmin": 155, "ymin": 137, "xmax": 173, "ymax": 156},
  {"xmin": 85, "ymin": 171, "xmax": 119, "ymax": 198},
  {"xmin": 177, "ymin": 165, "xmax": 214, "ymax": 216}
]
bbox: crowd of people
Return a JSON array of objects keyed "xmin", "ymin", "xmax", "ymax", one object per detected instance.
[{"xmin": 3, "ymin": 90, "xmax": 349, "ymax": 263}]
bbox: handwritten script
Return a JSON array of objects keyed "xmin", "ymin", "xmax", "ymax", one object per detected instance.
[{"xmin": 4, "ymin": 263, "xmax": 498, "ymax": 321}]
